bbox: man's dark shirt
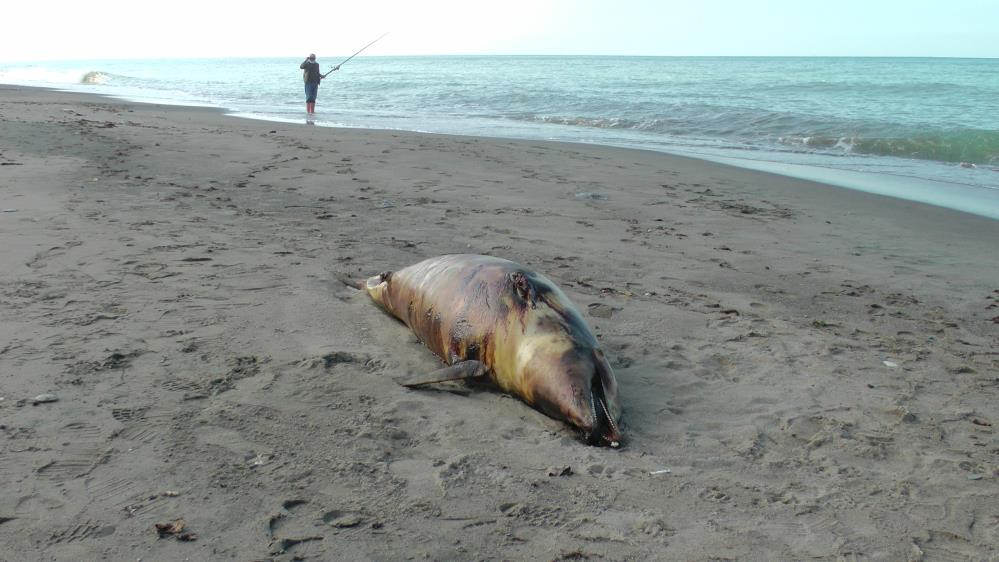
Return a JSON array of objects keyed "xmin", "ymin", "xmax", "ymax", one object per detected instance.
[{"xmin": 301, "ymin": 60, "xmax": 321, "ymax": 84}]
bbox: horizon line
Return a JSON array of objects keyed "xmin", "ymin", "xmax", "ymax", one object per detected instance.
[{"xmin": 6, "ymin": 53, "xmax": 999, "ymax": 63}]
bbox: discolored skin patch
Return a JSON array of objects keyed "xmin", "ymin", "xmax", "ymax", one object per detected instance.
[{"xmin": 365, "ymin": 254, "xmax": 622, "ymax": 446}]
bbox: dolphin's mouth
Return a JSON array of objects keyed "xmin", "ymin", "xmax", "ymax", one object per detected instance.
[{"xmin": 587, "ymin": 377, "xmax": 621, "ymax": 448}]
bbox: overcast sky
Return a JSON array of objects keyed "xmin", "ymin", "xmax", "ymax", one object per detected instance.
[{"xmin": 2, "ymin": 0, "xmax": 997, "ymax": 61}]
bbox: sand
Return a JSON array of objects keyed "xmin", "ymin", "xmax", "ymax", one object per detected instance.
[{"xmin": 1, "ymin": 84, "xmax": 997, "ymax": 561}]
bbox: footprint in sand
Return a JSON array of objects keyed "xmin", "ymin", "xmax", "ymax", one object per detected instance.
[{"xmin": 267, "ymin": 499, "xmax": 328, "ymax": 557}]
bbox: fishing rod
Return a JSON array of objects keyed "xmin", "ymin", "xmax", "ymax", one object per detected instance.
[{"xmin": 323, "ymin": 32, "xmax": 388, "ymax": 77}]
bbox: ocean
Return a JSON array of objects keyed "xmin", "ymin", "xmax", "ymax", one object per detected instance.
[{"xmin": 3, "ymin": 56, "xmax": 998, "ymax": 219}]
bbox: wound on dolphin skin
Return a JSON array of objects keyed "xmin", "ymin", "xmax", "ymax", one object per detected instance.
[{"xmin": 510, "ymin": 272, "xmax": 537, "ymax": 309}]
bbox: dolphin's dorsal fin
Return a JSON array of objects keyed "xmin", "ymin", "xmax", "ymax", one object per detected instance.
[{"xmin": 395, "ymin": 360, "xmax": 489, "ymax": 388}]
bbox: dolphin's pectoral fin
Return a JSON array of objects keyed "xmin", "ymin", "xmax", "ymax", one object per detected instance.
[{"xmin": 395, "ymin": 360, "xmax": 489, "ymax": 388}]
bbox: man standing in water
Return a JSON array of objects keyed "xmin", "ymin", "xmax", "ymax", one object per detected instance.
[{"xmin": 300, "ymin": 54, "xmax": 339, "ymax": 114}]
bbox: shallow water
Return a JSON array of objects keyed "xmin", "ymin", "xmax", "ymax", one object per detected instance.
[{"xmin": 3, "ymin": 56, "xmax": 997, "ymax": 218}]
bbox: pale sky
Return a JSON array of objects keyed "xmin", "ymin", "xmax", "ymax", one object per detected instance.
[{"xmin": 2, "ymin": 0, "xmax": 997, "ymax": 61}]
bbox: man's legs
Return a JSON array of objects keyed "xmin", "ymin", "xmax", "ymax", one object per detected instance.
[{"xmin": 305, "ymin": 82, "xmax": 319, "ymax": 114}]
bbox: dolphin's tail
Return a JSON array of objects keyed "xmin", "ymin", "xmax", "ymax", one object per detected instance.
[
  {"xmin": 334, "ymin": 270, "xmax": 365, "ymax": 290},
  {"xmin": 363, "ymin": 271, "xmax": 394, "ymax": 306}
]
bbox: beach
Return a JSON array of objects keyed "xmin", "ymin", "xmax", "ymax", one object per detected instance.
[{"xmin": 1, "ymin": 84, "xmax": 997, "ymax": 560}]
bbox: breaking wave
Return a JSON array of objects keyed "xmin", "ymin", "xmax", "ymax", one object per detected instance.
[
  {"xmin": 0, "ymin": 67, "xmax": 116, "ymax": 86},
  {"xmin": 525, "ymin": 113, "xmax": 999, "ymax": 166},
  {"xmin": 777, "ymin": 130, "xmax": 999, "ymax": 166},
  {"xmin": 81, "ymin": 71, "xmax": 109, "ymax": 84}
]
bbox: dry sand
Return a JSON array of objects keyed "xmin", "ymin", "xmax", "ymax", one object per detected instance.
[{"xmin": 1, "ymin": 85, "xmax": 997, "ymax": 561}]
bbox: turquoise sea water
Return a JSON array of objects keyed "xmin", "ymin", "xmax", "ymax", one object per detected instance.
[{"xmin": 3, "ymin": 56, "xmax": 998, "ymax": 218}]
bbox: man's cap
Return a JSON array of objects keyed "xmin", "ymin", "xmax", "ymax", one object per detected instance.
[{"xmin": 309, "ymin": 54, "xmax": 316, "ymax": 59}]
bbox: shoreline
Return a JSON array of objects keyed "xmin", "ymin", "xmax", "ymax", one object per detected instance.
[
  {"xmin": 10, "ymin": 80, "xmax": 999, "ymax": 221},
  {"xmin": 2, "ymin": 85, "xmax": 998, "ymax": 560},
  {"xmin": 223, "ymin": 111, "xmax": 999, "ymax": 223}
]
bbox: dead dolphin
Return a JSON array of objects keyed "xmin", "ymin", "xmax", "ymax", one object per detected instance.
[{"xmin": 365, "ymin": 254, "xmax": 622, "ymax": 446}]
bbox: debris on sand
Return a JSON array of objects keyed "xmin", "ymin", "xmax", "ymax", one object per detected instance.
[
  {"xmin": 31, "ymin": 393, "xmax": 59, "ymax": 405},
  {"xmin": 154, "ymin": 519, "xmax": 197, "ymax": 541}
]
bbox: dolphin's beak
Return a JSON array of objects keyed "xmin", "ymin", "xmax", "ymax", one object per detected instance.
[{"xmin": 586, "ymin": 378, "xmax": 622, "ymax": 448}]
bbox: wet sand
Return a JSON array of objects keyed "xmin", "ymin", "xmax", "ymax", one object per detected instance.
[{"xmin": 1, "ymin": 85, "xmax": 997, "ymax": 560}]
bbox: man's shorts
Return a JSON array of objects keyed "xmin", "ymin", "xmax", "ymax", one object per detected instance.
[{"xmin": 305, "ymin": 82, "xmax": 319, "ymax": 103}]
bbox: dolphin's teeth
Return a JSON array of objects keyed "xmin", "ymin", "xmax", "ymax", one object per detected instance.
[{"xmin": 598, "ymin": 396, "xmax": 618, "ymax": 437}]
